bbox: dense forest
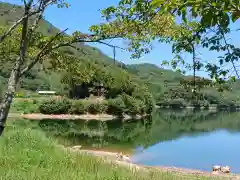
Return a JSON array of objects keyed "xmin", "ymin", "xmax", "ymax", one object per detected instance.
[{"xmin": 0, "ymin": 2, "xmax": 240, "ymax": 110}]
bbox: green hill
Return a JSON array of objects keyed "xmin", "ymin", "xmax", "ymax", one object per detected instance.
[
  {"xmin": 126, "ymin": 63, "xmax": 240, "ymax": 108},
  {"xmin": 126, "ymin": 63, "xmax": 183, "ymax": 98},
  {"xmin": 0, "ymin": 2, "xmax": 240, "ymax": 109}
]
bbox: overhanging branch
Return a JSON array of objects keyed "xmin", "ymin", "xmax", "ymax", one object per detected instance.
[
  {"xmin": 20, "ymin": 28, "xmax": 69, "ymax": 76},
  {"xmin": 20, "ymin": 32, "xmax": 127, "ymax": 76},
  {"xmin": 218, "ymin": 25, "xmax": 240, "ymax": 79},
  {"xmin": 0, "ymin": 10, "xmax": 40, "ymax": 42}
]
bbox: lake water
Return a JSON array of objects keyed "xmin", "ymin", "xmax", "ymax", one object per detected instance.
[{"xmin": 30, "ymin": 110, "xmax": 240, "ymax": 173}]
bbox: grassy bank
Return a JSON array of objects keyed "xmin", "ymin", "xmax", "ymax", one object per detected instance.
[{"xmin": 0, "ymin": 120, "xmax": 221, "ymax": 180}]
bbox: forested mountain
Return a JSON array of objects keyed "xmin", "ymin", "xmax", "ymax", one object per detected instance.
[{"xmin": 0, "ymin": 2, "xmax": 240, "ymax": 109}]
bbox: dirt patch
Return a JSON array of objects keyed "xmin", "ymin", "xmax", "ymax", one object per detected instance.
[
  {"xmin": 21, "ymin": 113, "xmax": 115, "ymax": 121},
  {"xmin": 9, "ymin": 113, "xmax": 143, "ymax": 121}
]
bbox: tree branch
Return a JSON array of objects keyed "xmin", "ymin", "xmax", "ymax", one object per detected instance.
[
  {"xmin": 27, "ymin": 2, "xmax": 46, "ymax": 44},
  {"xmin": 21, "ymin": 32, "xmax": 127, "ymax": 77},
  {"xmin": 20, "ymin": 28, "xmax": 68, "ymax": 76},
  {"xmin": 18, "ymin": 1, "xmax": 32, "ymax": 74},
  {"xmin": 218, "ymin": 25, "xmax": 240, "ymax": 79},
  {"xmin": 51, "ymin": 35, "xmax": 126, "ymax": 52},
  {"xmin": 0, "ymin": 11, "xmax": 39, "ymax": 42}
]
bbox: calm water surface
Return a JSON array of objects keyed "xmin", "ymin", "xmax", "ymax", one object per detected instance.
[
  {"xmin": 132, "ymin": 130, "xmax": 240, "ymax": 173},
  {"xmin": 30, "ymin": 110, "xmax": 240, "ymax": 173}
]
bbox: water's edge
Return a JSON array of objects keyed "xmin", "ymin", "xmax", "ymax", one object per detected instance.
[
  {"xmin": 8, "ymin": 113, "xmax": 144, "ymax": 121},
  {"xmin": 62, "ymin": 145, "xmax": 240, "ymax": 179}
]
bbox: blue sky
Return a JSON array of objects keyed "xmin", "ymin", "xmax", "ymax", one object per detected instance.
[{"xmin": 3, "ymin": 0, "xmax": 240, "ymax": 78}]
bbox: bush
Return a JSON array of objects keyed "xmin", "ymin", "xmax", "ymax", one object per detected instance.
[
  {"xmin": 132, "ymin": 87, "xmax": 154, "ymax": 114},
  {"xmin": 138, "ymin": 100, "xmax": 146, "ymax": 115},
  {"xmin": 121, "ymin": 94, "xmax": 145, "ymax": 115},
  {"xmin": 39, "ymin": 98, "xmax": 71, "ymax": 114},
  {"xmin": 107, "ymin": 96, "xmax": 126, "ymax": 116},
  {"xmin": 69, "ymin": 100, "xmax": 88, "ymax": 115},
  {"xmin": 87, "ymin": 101, "xmax": 108, "ymax": 114},
  {"xmin": 168, "ymin": 98, "xmax": 187, "ymax": 108},
  {"xmin": 141, "ymin": 91, "xmax": 154, "ymax": 114}
]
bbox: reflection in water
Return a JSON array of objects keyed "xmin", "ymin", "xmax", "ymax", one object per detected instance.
[
  {"xmin": 133, "ymin": 130, "xmax": 240, "ymax": 173},
  {"xmin": 29, "ymin": 109, "xmax": 240, "ymax": 172},
  {"xmin": 36, "ymin": 117, "xmax": 153, "ymax": 154}
]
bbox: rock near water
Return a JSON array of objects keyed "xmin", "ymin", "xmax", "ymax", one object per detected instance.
[
  {"xmin": 116, "ymin": 153, "xmax": 131, "ymax": 162},
  {"xmin": 212, "ymin": 165, "xmax": 230, "ymax": 174}
]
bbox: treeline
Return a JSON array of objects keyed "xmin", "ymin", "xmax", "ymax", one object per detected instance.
[
  {"xmin": 156, "ymin": 78, "xmax": 240, "ymax": 110},
  {"xmin": 12, "ymin": 95, "xmax": 152, "ymax": 116}
]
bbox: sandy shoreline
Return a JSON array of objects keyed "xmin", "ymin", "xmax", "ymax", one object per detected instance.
[
  {"xmin": 64, "ymin": 147, "xmax": 240, "ymax": 179},
  {"xmin": 8, "ymin": 113, "xmax": 144, "ymax": 121}
]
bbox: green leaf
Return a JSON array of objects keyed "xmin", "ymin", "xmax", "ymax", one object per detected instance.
[
  {"xmin": 211, "ymin": 2, "xmax": 217, "ymax": 6},
  {"xmin": 230, "ymin": 76, "xmax": 236, "ymax": 82}
]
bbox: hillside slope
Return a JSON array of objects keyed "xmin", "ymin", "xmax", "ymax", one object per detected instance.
[{"xmin": 127, "ymin": 63, "xmax": 240, "ymax": 107}]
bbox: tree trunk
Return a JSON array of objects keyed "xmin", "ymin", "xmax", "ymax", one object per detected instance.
[{"xmin": 0, "ymin": 61, "xmax": 20, "ymax": 136}]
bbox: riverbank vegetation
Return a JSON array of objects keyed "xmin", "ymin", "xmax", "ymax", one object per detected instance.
[{"xmin": 10, "ymin": 95, "xmax": 152, "ymax": 117}]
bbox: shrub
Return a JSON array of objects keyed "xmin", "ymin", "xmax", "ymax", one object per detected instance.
[
  {"xmin": 87, "ymin": 101, "xmax": 108, "ymax": 114},
  {"xmin": 121, "ymin": 94, "xmax": 145, "ymax": 115},
  {"xmin": 141, "ymin": 91, "xmax": 154, "ymax": 114},
  {"xmin": 138, "ymin": 100, "xmax": 146, "ymax": 115},
  {"xmin": 39, "ymin": 98, "xmax": 71, "ymax": 114},
  {"xmin": 107, "ymin": 96, "xmax": 126, "ymax": 116},
  {"xmin": 69, "ymin": 100, "xmax": 87, "ymax": 115},
  {"xmin": 132, "ymin": 87, "xmax": 154, "ymax": 114},
  {"xmin": 168, "ymin": 98, "xmax": 187, "ymax": 108}
]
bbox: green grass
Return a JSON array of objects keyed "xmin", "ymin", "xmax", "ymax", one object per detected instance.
[
  {"xmin": 10, "ymin": 98, "xmax": 39, "ymax": 114},
  {"xmin": 0, "ymin": 120, "xmax": 221, "ymax": 180}
]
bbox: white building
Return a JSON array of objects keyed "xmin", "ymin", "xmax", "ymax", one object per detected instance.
[{"xmin": 37, "ymin": 91, "xmax": 56, "ymax": 95}]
